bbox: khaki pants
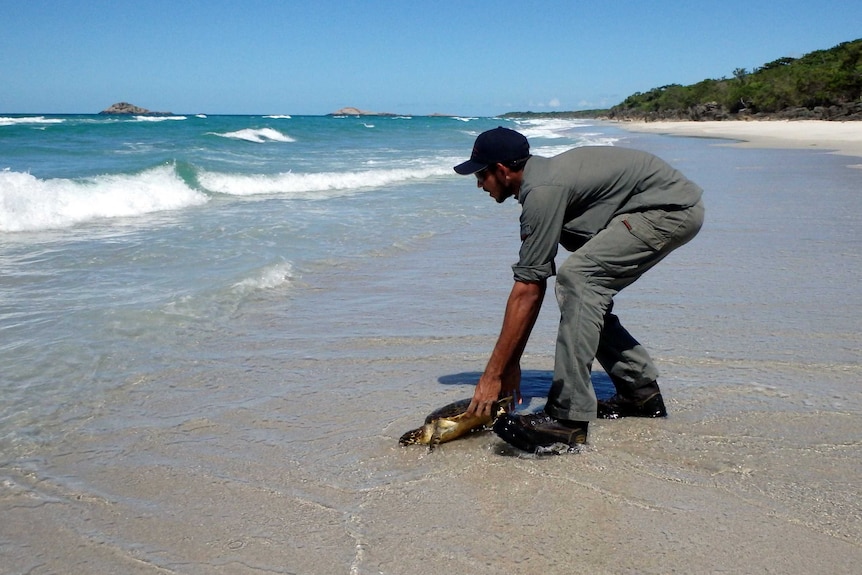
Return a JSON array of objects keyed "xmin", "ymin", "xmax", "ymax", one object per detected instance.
[{"xmin": 547, "ymin": 199, "xmax": 705, "ymax": 422}]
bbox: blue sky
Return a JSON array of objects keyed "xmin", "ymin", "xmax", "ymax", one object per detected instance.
[{"xmin": 2, "ymin": 0, "xmax": 860, "ymax": 115}]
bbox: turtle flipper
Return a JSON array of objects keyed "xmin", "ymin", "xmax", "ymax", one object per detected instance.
[
  {"xmin": 428, "ymin": 421, "xmax": 443, "ymax": 452},
  {"xmin": 429, "ymin": 419, "xmax": 461, "ymax": 451}
]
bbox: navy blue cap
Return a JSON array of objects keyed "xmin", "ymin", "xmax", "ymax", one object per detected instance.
[{"xmin": 453, "ymin": 127, "xmax": 530, "ymax": 175}]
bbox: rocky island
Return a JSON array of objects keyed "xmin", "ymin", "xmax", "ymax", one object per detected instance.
[
  {"xmin": 328, "ymin": 107, "xmax": 397, "ymax": 117},
  {"xmin": 99, "ymin": 102, "xmax": 173, "ymax": 115}
]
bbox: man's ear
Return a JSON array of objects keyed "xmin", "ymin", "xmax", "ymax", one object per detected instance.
[{"xmin": 496, "ymin": 162, "xmax": 515, "ymax": 180}]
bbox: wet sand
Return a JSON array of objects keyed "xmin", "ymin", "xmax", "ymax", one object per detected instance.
[
  {"xmin": 3, "ymin": 126, "xmax": 862, "ymax": 574},
  {"xmin": 4, "ymin": 354, "xmax": 861, "ymax": 574}
]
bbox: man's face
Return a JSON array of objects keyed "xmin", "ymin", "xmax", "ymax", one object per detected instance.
[{"xmin": 475, "ymin": 165, "xmax": 516, "ymax": 203}]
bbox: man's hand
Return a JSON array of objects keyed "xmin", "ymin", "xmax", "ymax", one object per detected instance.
[
  {"xmin": 467, "ymin": 372, "xmax": 503, "ymax": 418},
  {"xmin": 467, "ymin": 363, "xmax": 521, "ymax": 418}
]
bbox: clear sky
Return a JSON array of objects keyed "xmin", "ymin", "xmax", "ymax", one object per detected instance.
[{"xmin": 2, "ymin": 0, "xmax": 860, "ymax": 116}]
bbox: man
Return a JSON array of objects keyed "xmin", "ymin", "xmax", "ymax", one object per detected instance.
[{"xmin": 454, "ymin": 127, "xmax": 704, "ymax": 453}]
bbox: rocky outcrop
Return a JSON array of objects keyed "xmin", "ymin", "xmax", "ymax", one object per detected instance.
[
  {"xmin": 606, "ymin": 101, "xmax": 862, "ymax": 122},
  {"xmin": 329, "ymin": 107, "xmax": 396, "ymax": 116},
  {"xmin": 744, "ymin": 102, "xmax": 862, "ymax": 120},
  {"xmin": 99, "ymin": 102, "xmax": 172, "ymax": 115}
]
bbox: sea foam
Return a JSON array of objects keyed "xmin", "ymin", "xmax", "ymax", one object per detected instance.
[
  {"xmin": 133, "ymin": 115, "xmax": 188, "ymax": 122},
  {"xmin": 513, "ymin": 118, "xmax": 619, "ymax": 154},
  {"xmin": 0, "ymin": 116, "xmax": 65, "ymax": 126},
  {"xmin": 0, "ymin": 165, "xmax": 208, "ymax": 232},
  {"xmin": 232, "ymin": 262, "xmax": 296, "ymax": 292},
  {"xmin": 198, "ymin": 165, "xmax": 452, "ymax": 198},
  {"xmin": 211, "ymin": 128, "xmax": 295, "ymax": 143}
]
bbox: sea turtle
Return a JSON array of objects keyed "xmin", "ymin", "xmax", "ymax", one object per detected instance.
[{"xmin": 399, "ymin": 396, "xmax": 512, "ymax": 450}]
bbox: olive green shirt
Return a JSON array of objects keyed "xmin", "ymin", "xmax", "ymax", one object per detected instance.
[{"xmin": 513, "ymin": 146, "xmax": 703, "ymax": 283}]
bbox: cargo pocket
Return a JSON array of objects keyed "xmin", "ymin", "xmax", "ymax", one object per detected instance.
[
  {"xmin": 620, "ymin": 211, "xmax": 670, "ymax": 252},
  {"xmin": 579, "ymin": 215, "xmax": 664, "ymax": 283}
]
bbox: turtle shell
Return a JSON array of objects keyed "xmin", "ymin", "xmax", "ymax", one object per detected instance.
[{"xmin": 423, "ymin": 398, "xmax": 473, "ymax": 423}]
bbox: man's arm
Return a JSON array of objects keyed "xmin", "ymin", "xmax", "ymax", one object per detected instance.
[{"xmin": 467, "ymin": 279, "xmax": 547, "ymax": 417}]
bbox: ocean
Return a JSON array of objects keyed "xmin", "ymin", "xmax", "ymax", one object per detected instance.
[{"xmin": 2, "ymin": 113, "xmax": 861, "ymax": 574}]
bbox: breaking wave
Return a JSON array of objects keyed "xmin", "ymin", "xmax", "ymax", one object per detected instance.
[
  {"xmin": 232, "ymin": 262, "xmax": 296, "ymax": 292},
  {"xmin": 0, "ymin": 165, "xmax": 208, "ymax": 232},
  {"xmin": 0, "ymin": 116, "xmax": 65, "ymax": 127},
  {"xmin": 133, "ymin": 115, "xmax": 188, "ymax": 122},
  {"xmin": 0, "ymin": 159, "xmax": 456, "ymax": 232},
  {"xmin": 211, "ymin": 128, "xmax": 295, "ymax": 143},
  {"xmin": 197, "ymin": 165, "xmax": 452, "ymax": 198}
]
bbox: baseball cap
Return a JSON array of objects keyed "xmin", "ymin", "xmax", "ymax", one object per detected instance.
[{"xmin": 453, "ymin": 127, "xmax": 530, "ymax": 175}]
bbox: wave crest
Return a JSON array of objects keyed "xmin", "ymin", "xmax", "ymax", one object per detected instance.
[
  {"xmin": 232, "ymin": 262, "xmax": 295, "ymax": 292},
  {"xmin": 0, "ymin": 116, "xmax": 65, "ymax": 127},
  {"xmin": 0, "ymin": 165, "xmax": 208, "ymax": 232},
  {"xmin": 211, "ymin": 128, "xmax": 295, "ymax": 143},
  {"xmin": 198, "ymin": 165, "xmax": 452, "ymax": 197},
  {"xmin": 134, "ymin": 115, "xmax": 188, "ymax": 122}
]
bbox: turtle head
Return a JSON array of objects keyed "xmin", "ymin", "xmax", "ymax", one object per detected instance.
[{"xmin": 399, "ymin": 426, "xmax": 430, "ymax": 446}]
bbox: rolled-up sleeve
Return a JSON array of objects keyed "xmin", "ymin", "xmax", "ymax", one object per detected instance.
[
  {"xmin": 511, "ymin": 185, "xmax": 567, "ymax": 283},
  {"xmin": 512, "ymin": 260, "xmax": 555, "ymax": 283}
]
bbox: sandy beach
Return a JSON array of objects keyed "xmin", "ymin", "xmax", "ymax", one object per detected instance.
[{"xmin": 617, "ymin": 119, "xmax": 862, "ymax": 161}]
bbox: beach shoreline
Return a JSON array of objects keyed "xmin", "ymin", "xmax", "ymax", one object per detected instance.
[{"xmin": 614, "ymin": 119, "xmax": 862, "ymax": 160}]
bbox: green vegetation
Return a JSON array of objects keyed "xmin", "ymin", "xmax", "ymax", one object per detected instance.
[{"xmin": 608, "ymin": 39, "xmax": 862, "ymax": 120}]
